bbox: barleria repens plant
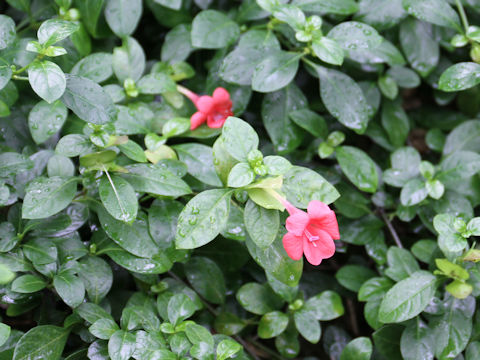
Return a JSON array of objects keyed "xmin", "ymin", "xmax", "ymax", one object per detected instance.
[{"xmin": 3, "ymin": 0, "xmax": 480, "ymax": 359}]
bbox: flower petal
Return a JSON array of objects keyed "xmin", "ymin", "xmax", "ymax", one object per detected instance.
[
  {"xmin": 196, "ymin": 96, "xmax": 215, "ymax": 113},
  {"xmin": 213, "ymin": 87, "xmax": 231, "ymax": 107},
  {"xmin": 302, "ymin": 229, "xmax": 335, "ymax": 266},
  {"xmin": 282, "ymin": 232, "xmax": 303, "ymax": 261},
  {"xmin": 190, "ymin": 112, "xmax": 207, "ymax": 130},
  {"xmin": 307, "ymin": 200, "xmax": 332, "ymax": 218},
  {"xmin": 308, "ymin": 201, "xmax": 340, "ymax": 240},
  {"xmin": 285, "ymin": 211, "xmax": 309, "ymax": 236},
  {"xmin": 207, "ymin": 113, "xmax": 227, "ymax": 128}
]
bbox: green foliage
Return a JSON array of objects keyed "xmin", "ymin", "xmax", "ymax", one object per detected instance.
[{"xmin": 1, "ymin": 0, "xmax": 480, "ymax": 358}]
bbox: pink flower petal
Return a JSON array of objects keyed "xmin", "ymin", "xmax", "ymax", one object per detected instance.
[
  {"xmin": 307, "ymin": 200, "xmax": 332, "ymax": 218},
  {"xmin": 302, "ymin": 229, "xmax": 335, "ymax": 265},
  {"xmin": 207, "ymin": 113, "xmax": 227, "ymax": 128},
  {"xmin": 213, "ymin": 87, "xmax": 231, "ymax": 106},
  {"xmin": 307, "ymin": 201, "xmax": 340, "ymax": 240},
  {"xmin": 190, "ymin": 112, "xmax": 207, "ymax": 130},
  {"xmin": 196, "ymin": 96, "xmax": 214, "ymax": 113},
  {"xmin": 285, "ymin": 211, "xmax": 309, "ymax": 236},
  {"xmin": 282, "ymin": 232, "xmax": 303, "ymax": 261}
]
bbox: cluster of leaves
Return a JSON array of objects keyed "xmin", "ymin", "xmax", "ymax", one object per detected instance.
[{"xmin": 2, "ymin": 0, "xmax": 480, "ymax": 359}]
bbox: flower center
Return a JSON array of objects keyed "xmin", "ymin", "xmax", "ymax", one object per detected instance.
[{"xmin": 304, "ymin": 228, "xmax": 319, "ymax": 247}]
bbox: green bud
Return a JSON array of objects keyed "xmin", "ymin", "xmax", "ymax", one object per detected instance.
[
  {"xmin": 419, "ymin": 161, "xmax": 435, "ymax": 179},
  {"xmin": 90, "ymin": 131, "xmax": 110, "ymax": 148},
  {"xmin": 327, "ymin": 131, "xmax": 345, "ymax": 147},
  {"xmin": 124, "ymin": 78, "xmax": 138, "ymax": 97},
  {"xmin": 254, "ymin": 164, "xmax": 268, "ymax": 176},
  {"xmin": 288, "ymin": 299, "xmax": 304, "ymax": 311},
  {"xmin": 66, "ymin": 8, "xmax": 80, "ymax": 21},
  {"xmin": 446, "ymin": 280, "xmax": 472, "ymax": 299},
  {"xmin": 234, "ymin": 189, "xmax": 248, "ymax": 203},
  {"xmin": 247, "ymin": 149, "xmax": 263, "ymax": 166},
  {"xmin": 454, "ymin": 218, "xmax": 467, "ymax": 233},
  {"xmin": 450, "ymin": 34, "xmax": 468, "ymax": 47},
  {"xmin": 306, "ymin": 15, "xmax": 322, "ymax": 31},
  {"xmin": 89, "ymin": 243, "xmax": 97, "ymax": 255},
  {"xmin": 470, "ymin": 43, "xmax": 480, "ymax": 63},
  {"xmin": 318, "ymin": 142, "xmax": 334, "ymax": 159}
]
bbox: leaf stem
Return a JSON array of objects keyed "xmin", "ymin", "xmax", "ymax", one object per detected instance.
[
  {"xmin": 456, "ymin": 0, "xmax": 469, "ymax": 32},
  {"xmin": 379, "ymin": 209, "xmax": 403, "ymax": 248}
]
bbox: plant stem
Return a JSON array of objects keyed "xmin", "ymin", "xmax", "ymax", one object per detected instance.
[
  {"xmin": 456, "ymin": 0, "xmax": 469, "ymax": 32},
  {"xmin": 247, "ymin": 338, "xmax": 286, "ymax": 360},
  {"xmin": 176, "ymin": 84, "xmax": 199, "ymax": 103},
  {"xmin": 380, "ymin": 209, "xmax": 403, "ymax": 248}
]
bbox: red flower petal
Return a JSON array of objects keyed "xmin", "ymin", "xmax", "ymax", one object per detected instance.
[
  {"xmin": 282, "ymin": 232, "xmax": 303, "ymax": 261},
  {"xmin": 302, "ymin": 229, "xmax": 335, "ymax": 265},
  {"xmin": 285, "ymin": 211, "xmax": 309, "ymax": 236},
  {"xmin": 207, "ymin": 113, "xmax": 227, "ymax": 128},
  {"xmin": 212, "ymin": 87, "xmax": 230, "ymax": 106},
  {"xmin": 196, "ymin": 96, "xmax": 215, "ymax": 113},
  {"xmin": 190, "ymin": 112, "xmax": 207, "ymax": 130},
  {"xmin": 307, "ymin": 201, "xmax": 340, "ymax": 240}
]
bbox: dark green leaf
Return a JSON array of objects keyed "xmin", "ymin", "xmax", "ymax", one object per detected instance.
[
  {"xmin": 336, "ymin": 146, "xmax": 379, "ymax": 193},
  {"xmin": 28, "ymin": 61, "xmax": 66, "ymax": 104},
  {"xmin": 28, "ymin": 100, "xmax": 67, "ymax": 144},
  {"xmin": 252, "ymin": 51, "xmax": 300, "ymax": 93},
  {"xmin": 244, "ymin": 200, "xmax": 279, "ymax": 249},
  {"xmin": 258, "ymin": 311, "xmax": 289, "ymax": 339},
  {"xmin": 13, "ymin": 326, "xmax": 69, "ymax": 360},
  {"xmin": 99, "ymin": 175, "xmax": 138, "ymax": 223},
  {"xmin": 184, "ymin": 257, "xmax": 226, "ymax": 304},
  {"xmin": 191, "ymin": 10, "xmax": 240, "ymax": 49}
]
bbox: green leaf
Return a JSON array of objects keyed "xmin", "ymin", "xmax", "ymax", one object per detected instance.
[
  {"xmin": 118, "ymin": 140, "xmax": 147, "ymax": 163},
  {"xmin": 13, "ymin": 326, "xmax": 69, "ymax": 360},
  {"xmin": 0, "ymin": 323, "xmax": 10, "ymax": 347},
  {"xmin": 381, "ymin": 99, "xmax": 409, "ymax": 148},
  {"xmin": 292, "ymin": 0, "xmax": 358, "ymax": 15},
  {"xmin": 304, "ymin": 291, "xmax": 345, "ymax": 320},
  {"xmin": 78, "ymin": 256, "xmax": 113, "ymax": 304},
  {"xmin": 400, "ymin": 319, "xmax": 435, "ymax": 360},
  {"xmin": 294, "ymin": 309, "xmax": 321, "ymax": 343},
  {"xmin": 37, "ymin": 19, "xmax": 79, "ymax": 46},
  {"xmin": 379, "ymin": 270, "xmax": 437, "ymax": 323},
  {"xmin": 328, "ymin": 21, "xmax": 382, "ymax": 51},
  {"xmin": 61, "ymin": 75, "xmax": 116, "ymax": 125},
  {"xmin": 264, "ymin": 156, "xmax": 292, "ymax": 176},
  {"xmin": 258, "ymin": 311, "xmax": 289, "ymax": 339},
  {"xmin": 98, "ymin": 210, "xmax": 160, "ymax": 258},
  {"xmin": 252, "ymin": 51, "xmax": 300, "ymax": 93},
  {"xmin": 23, "ymin": 237, "xmax": 57, "ymax": 265},
  {"xmin": 354, "ymin": 0, "xmax": 406, "ymax": 30},
  {"xmin": 47, "ymin": 155, "xmax": 74, "ymax": 177},
  {"xmin": 191, "ymin": 10, "xmax": 240, "ymax": 49},
  {"xmin": 402, "ymin": 0, "xmax": 461, "ymax": 31},
  {"xmin": 53, "ymin": 270, "xmax": 85, "ymax": 308},
  {"xmin": 28, "ymin": 60, "xmax": 66, "ymax": 104},
  {"xmin": 161, "ymin": 24, "xmax": 193, "ymax": 64},
  {"xmin": 227, "ymin": 163, "xmax": 255, "ymax": 188},
  {"xmin": 358, "ymin": 277, "xmax": 394, "ymax": 302},
  {"xmin": 244, "ymin": 199, "xmax": 279, "ymax": 249},
  {"xmin": 108, "ymin": 330, "xmax": 136, "ymax": 360},
  {"xmin": 173, "ymin": 143, "xmax": 222, "ymax": 186},
  {"xmin": 317, "ymin": 67, "xmax": 370, "ymax": 133},
  {"xmin": 400, "ymin": 178, "xmax": 427, "ymax": 206},
  {"xmin": 385, "ymin": 247, "xmax": 420, "ymax": 281},
  {"xmin": 0, "ymin": 263, "xmax": 15, "ymax": 284},
  {"xmin": 261, "ymin": 84, "xmax": 306, "ymax": 154},
  {"xmin": 137, "ymin": 72, "xmax": 176, "ymax": 94},
  {"xmin": 120, "ymin": 164, "xmax": 191, "ymax": 197},
  {"xmin": 89, "ymin": 318, "xmax": 119, "ymax": 340},
  {"xmin": 283, "ymin": 166, "xmax": 340, "ymax": 207},
  {"xmin": 0, "ymin": 15, "xmax": 15, "ymax": 50},
  {"xmin": 373, "ymin": 325, "xmax": 403, "ymax": 360},
  {"xmin": 11, "ymin": 274, "xmax": 46, "ymax": 293},
  {"xmin": 383, "ymin": 147, "xmax": 421, "ymax": 187},
  {"xmin": 336, "ymin": 146, "xmax": 378, "ymax": 193},
  {"xmin": 336, "ymin": 265, "xmax": 376, "ymax": 292},
  {"xmin": 167, "ymin": 293, "xmax": 196, "ymax": 326},
  {"xmin": 175, "ymin": 189, "xmax": 232, "ymax": 249},
  {"xmin": 0, "ymin": 152, "xmax": 33, "ymax": 177},
  {"xmin": 311, "ymin": 36, "xmax": 344, "ymax": 66},
  {"xmin": 71, "ymin": 53, "xmax": 113, "ymax": 83},
  {"xmin": 56, "ymin": 135, "xmax": 94, "ymax": 158},
  {"xmin": 289, "ymin": 108, "xmax": 328, "ymax": 138},
  {"xmin": 216, "ymin": 339, "xmax": 242, "ymax": 360},
  {"xmin": 184, "ymin": 257, "xmax": 226, "ymax": 304},
  {"xmin": 28, "ymin": 100, "xmax": 67, "ymax": 144},
  {"xmin": 236, "ymin": 282, "xmax": 283, "ymax": 315},
  {"xmin": 22, "ymin": 176, "xmax": 77, "ymax": 219},
  {"xmin": 387, "ymin": 66, "xmax": 420, "ymax": 88},
  {"xmin": 439, "ymin": 62, "xmax": 480, "ymax": 92},
  {"xmin": 340, "ymin": 337, "xmax": 373, "ymax": 360},
  {"xmin": 105, "ymin": 0, "xmax": 142, "ymax": 37},
  {"xmin": 431, "ymin": 296, "xmax": 474, "ymax": 359},
  {"xmin": 112, "ymin": 37, "xmax": 145, "ymax": 82},
  {"xmin": 221, "ymin": 117, "xmax": 259, "ymax": 161},
  {"xmin": 0, "ymin": 59, "xmax": 12, "ymax": 91},
  {"xmin": 399, "ymin": 18, "xmax": 439, "ymax": 77},
  {"xmin": 99, "ymin": 175, "xmax": 138, "ymax": 223}
]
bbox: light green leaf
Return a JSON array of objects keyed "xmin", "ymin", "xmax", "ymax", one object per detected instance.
[
  {"xmin": 191, "ymin": 10, "xmax": 240, "ymax": 49},
  {"xmin": 105, "ymin": 0, "xmax": 142, "ymax": 37},
  {"xmin": 99, "ymin": 175, "xmax": 138, "ymax": 223},
  {"xmin": 252, "ymin": 51, "xmax": 300, "ymax": 93},
  {"xmin": 13, "ymin": 326, "xmax": 69, "ymax": 360},
  {"xmin": 336, "ymin": 146, "xmax": 379, "ymax": 193},
  {"xmin": 28, "ymin": 100, "xmax": 67, "ymax": 144},
  {"xmin": 28, "ymin": 60, "xmax": 66, "ymax": 104}
]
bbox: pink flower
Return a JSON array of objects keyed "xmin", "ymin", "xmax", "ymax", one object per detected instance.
[
  {"xmin": 177, "ymin": 86, "xmax": 233, "ymax": 130},
  {"xmin": 280, "ymin": 199, "xmax": 339, "ymax": 266}
]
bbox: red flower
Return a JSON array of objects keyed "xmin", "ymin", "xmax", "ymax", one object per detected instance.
[
  {"xmin": 178, "ymin": 86, "xmax": 233, "ymax": 130},
  {"xmin": 280, "ymin": 199, "xmax": 339, "ymax": 265}
]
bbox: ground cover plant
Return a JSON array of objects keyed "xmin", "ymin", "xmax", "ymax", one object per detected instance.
[{"xmin": 3, "ymin": 0, "xmax": 480, "ymax": 359}]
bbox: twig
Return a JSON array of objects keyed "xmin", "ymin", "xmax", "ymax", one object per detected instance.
[
  {"xmin": 345, "ymin": 298, "xmax": 360, "ymax": 337},
  {"xmin": 247, "ymin": 338, "xmax": 287, "ymax": 360},
  {"xmin": 379, "ymin": 209, "xmax": 403, "ymax": 248},
  {"xmin": 455, "ymin": 0, "xmax": 469, "ymax": 32}
]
